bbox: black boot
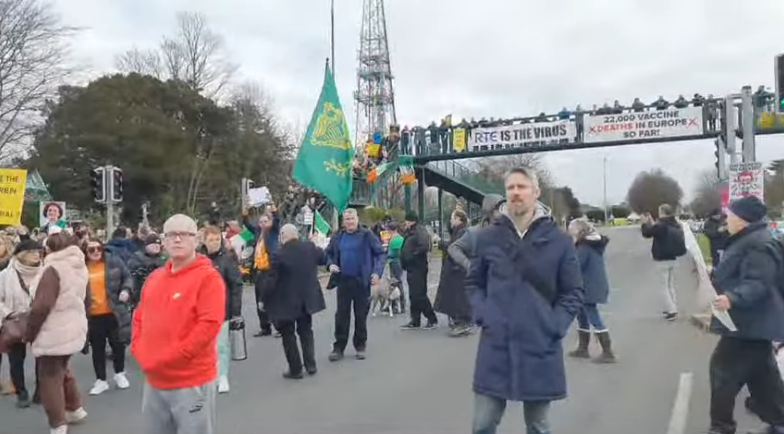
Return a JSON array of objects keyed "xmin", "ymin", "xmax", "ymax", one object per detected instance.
[
  {"xmin": 568, "ymin": 330, "xmax": 591, "ymax": 359},
  {"xmin": 593, "ymin": 331, "xmax": 617, "ymax": 364},
  {"xmin": 282, "ymin": 370, "xmax": 304, "ymax": 380},
  {"xmin": 15, "ymin": 389, "xmax": 31, "ymax": 408},
  {"xmin": 281, "ymin": 333, "xmax": 303, "ymax": 377},
  {"xmin": 300, "ymin": 331, "xmax": 317, "ymax": 375}
]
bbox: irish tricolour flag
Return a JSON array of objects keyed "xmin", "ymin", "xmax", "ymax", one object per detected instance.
[
  {"xmin": 311, "ymin": 210, "xmax": 332, "ymax": 249},
  {"xmin": 367, "ymin": 162, "xmax": 392, "ymax": 183},
  {"xmin": 229, "ymin": 226, "xmax": 255, "ymax": 258},
  {"xmin": 313, "ymin": 210, "xmax": 331, "ymax": 236}
]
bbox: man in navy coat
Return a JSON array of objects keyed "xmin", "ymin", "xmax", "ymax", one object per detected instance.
[
  {"xmin": 466, "ymin": 167, "xmax": 584, "ymax": 434},
  {"xmin": 708, "ymin": 196, "xmax": 784, "ymax": 434}
]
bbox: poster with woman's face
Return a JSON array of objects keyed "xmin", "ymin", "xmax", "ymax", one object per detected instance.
[{"xmin": 39, "ymin": 201, "xmax": 66, "ymax": 228}]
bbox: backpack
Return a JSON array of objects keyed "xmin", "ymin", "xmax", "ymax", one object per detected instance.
[{"xmin": 667, "ymin": 224, "xmax": 687, "ymax": 257}]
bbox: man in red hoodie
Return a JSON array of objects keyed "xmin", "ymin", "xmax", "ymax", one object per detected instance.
[{"xmin": 132, "ymin": 214, "xmax": 225, "ymax": 434}]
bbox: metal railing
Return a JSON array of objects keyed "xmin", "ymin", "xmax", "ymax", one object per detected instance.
[
  {"xmin": 425, "ymin": 160, "xmax": 504, "ymax": 195},
  {"xmin": 350, "ymin": 177, "xmax": 372, "ymax": 205}
]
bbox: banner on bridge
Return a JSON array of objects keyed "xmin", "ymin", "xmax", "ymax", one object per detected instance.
[
  {"xmin": 729, "ymin": 162, "xmax": 764, "ymax": 202},
  {"xmin": 583, "ymin": 107, "xmax": 704, "ymax": 143},
  {"xmin": 468, "ymin": 120, "xmax": 576, "ymax": 151}
]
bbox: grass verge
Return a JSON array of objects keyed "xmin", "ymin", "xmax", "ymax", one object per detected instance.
[{"xmin": 696, "ymin": 233, "xmax": 711, "ymax": 265}]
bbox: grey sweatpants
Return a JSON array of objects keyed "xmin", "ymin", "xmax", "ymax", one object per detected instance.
[{"xmin": 141, "ymin": 380, "xmax": 216, "ymax": 434}]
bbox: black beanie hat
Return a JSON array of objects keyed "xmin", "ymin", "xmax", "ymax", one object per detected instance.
[
  {"xmin": 13, "ymin": 239, "xmax": 42, "ymax": 255},
  {"xmin": 145, "ymin": 234, "xmax": 161, "ymax": 246},
  {"xmin": 728, "ymin": 196, "xmax": 767, "ymax": 223}
]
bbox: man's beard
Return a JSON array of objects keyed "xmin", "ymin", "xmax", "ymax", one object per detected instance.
[{"xmin": 509, "ymin": 202, "xmax": 530, "ymax": 217}]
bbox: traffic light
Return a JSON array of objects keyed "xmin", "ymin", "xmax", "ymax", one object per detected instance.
[
  {"xmin": 777, "ymin": 53, "xmax": 784, "ymax": 112},
  {"xmin": 714, "ymin": 138, "xmax": 727, "ymax": 179},
  {"xmin": 111, "ymin": 167, "xmax": 123, "ymax": 202},
  {"xmin": 714, "ymin": 141, "xmax": 721, "ymax": 172},
  {"xmin": 91, "ymin": 167, "xmax": 106, "ymax": 203}
]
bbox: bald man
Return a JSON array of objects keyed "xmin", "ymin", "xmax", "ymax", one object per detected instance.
[{"xmin": 263, "ymin": 224, "xmax": 327, "ymax": 379}]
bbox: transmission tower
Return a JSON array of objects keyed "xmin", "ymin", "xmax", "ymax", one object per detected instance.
[{"xmin": 354, "ymin": 0, "xmax": 397, "ymax": 150}]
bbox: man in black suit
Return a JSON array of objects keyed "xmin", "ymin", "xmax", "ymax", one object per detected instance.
[{"xmin": 264, "ymin": 224, "xmax": 327, "ymax": 379}]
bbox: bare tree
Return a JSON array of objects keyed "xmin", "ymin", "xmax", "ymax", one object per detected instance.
[
  {"xmin": 115, "ymin": 11, "xmax": 237, "ymax": 99},
  {"xmin": 0, "ymin": 0, "xmax": 76, "ymax": 161},
  {"xmin": 626, "ymin": 168, "xmax": 684, "ymax": 217},
  {"xmin": 115, "ymin": 47, "xmax": 163, "ymax": 78},
  {"xmin": 471, "ymin": 154, "xmax": 554, "ymax": 192},
  {"xmin": 689, "ymin": 168, "xmax": 722, "ymax": 218}
]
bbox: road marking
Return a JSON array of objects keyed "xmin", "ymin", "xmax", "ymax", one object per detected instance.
[{"xmin": 666, "ymin": 372, "xmax": 693, "ymax": 434}]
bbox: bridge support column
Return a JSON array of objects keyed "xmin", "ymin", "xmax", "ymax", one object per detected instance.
[
  {"xmin": 417, "ymin": 170, "xmax": 425, "ymax": 223},
  {"xmin": 741, "ymin": 85, "xmax": 757, "ymax": 162},
  {"xmin": 404, "ymin": 184, "xmax": 412, "ymax": 214},
  {"xmin": 437, "ymin": 188, "xmax": 444, "ymax": 238}
]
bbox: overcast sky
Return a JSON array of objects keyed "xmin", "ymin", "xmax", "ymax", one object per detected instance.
[{"xmin": 55, "ymin": 0, "xmax": 784, "ymax": 206}]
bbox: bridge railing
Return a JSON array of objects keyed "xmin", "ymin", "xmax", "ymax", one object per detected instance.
[
  {"xmin": 426, "ymin": 159, "xmax": 504, "ymax": 195},
  {"xmin": 350, "ymin": 177, "xmax": 372, "ymax": 206},
  {"xmin": 396, "ymin": 93, "xmax": 781, "ymax": 158}
]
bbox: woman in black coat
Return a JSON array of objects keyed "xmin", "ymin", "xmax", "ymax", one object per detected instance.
[
  {"xmin": 265, "ymin": 224, "xmax": 327, "ymax": 379},
  {"xmin": 566, "ymin": 219, "xmax": 616, "ymax": 363},
  {"xmin": 434, "ymin": 210, "xmax": 473, "ymax": 337},
  {"xmin": 201, "ymin": 227, "xmax": 243, "ymax": 394},
  {"xmin": 83, "ymin": 238, "xmax": 134, "ymax": 396}
]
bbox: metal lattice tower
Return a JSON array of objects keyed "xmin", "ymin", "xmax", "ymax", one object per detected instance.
[{"xmin": 354, "ymin": 0, "xmax": 397, "ymax": 149}]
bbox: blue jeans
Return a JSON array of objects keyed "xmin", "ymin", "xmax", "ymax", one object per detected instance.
[
  {"xmin": 472, "ymin": 393, "xmax": 551, "ymax": 434},
  {"xmin": 216, "ymin": 321, "xmax": 230, "ymax": 377},
  {"xmin": 576, "ymin": 303, "xmax": 606, "ymax": 332}
]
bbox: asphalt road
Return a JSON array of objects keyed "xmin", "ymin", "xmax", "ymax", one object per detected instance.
[{"xmin": 0, "ymin": 226, "xmax": 764, "ymax": 434}]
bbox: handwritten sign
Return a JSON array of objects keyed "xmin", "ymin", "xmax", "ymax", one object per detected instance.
[{"xmin": 729, "ymin": 162, "xmax": 763, "ymax": 202}]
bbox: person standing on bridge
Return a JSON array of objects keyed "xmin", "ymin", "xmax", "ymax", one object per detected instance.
[
  {"xmin": 132, "ymin": 214, "xmax": 225, "ymax": 434},
  {"xmin": 707, "ymin": 196, "xmax": 784, "ymax": 434},
  {"xmin": 466, "ymin": 167, "xmax": 584, "ymax": 434},
  {"xmin": 640, "ymin": 204, "xmax": 687, "ymax": 322},
  {"xmin": 325, "ymin": 208, "xmax": 385, "ymax": 361}
]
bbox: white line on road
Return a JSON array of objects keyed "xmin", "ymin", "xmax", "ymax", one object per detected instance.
[{"xmin": 666, "ymin": 372, "xmax": 694, "ymax": 434}]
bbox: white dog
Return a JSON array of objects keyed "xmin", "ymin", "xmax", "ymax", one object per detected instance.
[{"xmin": 370, "ymin": 268, "xmax": 401, "ymax": 317}]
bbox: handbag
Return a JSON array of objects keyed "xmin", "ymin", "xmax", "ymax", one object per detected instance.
[
  {"xmin": 0, "ymin": 271, "xmax": 33, "ymax": 352},
  {"xmin": 0, "ymin": 312, "xmax": 28, "ymax": 352}
]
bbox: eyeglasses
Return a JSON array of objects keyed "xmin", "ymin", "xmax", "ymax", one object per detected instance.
[
  {"xmin": 87, "ymin": 246, "xmax": 103, "ymax": 254},
  {"xmin": 164, "ymin": 232, "xmax": 197, "ymax": 241}
]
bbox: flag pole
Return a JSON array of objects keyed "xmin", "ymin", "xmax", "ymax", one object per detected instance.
[{"xmin": 330, "ymin": 0, "xmax": 335, "ymax": 77}]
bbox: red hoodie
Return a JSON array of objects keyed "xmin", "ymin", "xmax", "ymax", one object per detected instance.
[{"xmin": 131, "ymin": 255, "xmax": 226, "ymax": 390}]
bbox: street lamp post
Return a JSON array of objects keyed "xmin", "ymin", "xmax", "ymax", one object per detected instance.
[{"xmin": 603, "ymin": 155, "xmax": 609, "ymax": 223}]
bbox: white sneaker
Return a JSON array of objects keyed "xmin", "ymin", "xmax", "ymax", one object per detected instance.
[
  {"xmin": 114, "ymin": 372, "xmax": 130, "ymax": 390},
  {"xmin": 217, "ymin": 375, "xmax": 230, "ymax": 394},
  {"xmin": 65, "ymin": 407, "xmax": 87, "ymax": 424},
  {"xmin": 50, "ymin": 425, "xmax": 67, "ymax": 434},
  {"xmin": 88, "ymin": 380, "xmax": 109, "ymax": 396}
]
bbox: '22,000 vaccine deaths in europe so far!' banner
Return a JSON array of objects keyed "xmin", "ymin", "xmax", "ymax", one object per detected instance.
[{"xmin": 583, "ymin": 107, "xmax": 704, "ymax": 143}]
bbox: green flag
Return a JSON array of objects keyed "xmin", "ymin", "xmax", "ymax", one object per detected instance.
[
  {"xmin": 237, "ymin": 227, "xmax": 254, "ymax": 243},
  {"xmin": 292, "ymin": 62, "xmax": 354, "ymax": 212},
  {"xmin": 314, "ymin": 210, "xmax": 331, "ymax": 236}
]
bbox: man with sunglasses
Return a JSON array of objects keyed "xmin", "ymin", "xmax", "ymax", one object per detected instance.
[{"xmin": 132, "ymin": 214, "xmax": 225, "ymax": 434}]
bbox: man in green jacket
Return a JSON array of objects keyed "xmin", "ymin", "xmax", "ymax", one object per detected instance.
[{"xmin": 386, "ymin": 223, "xmax": 406, "ymax": 314}]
